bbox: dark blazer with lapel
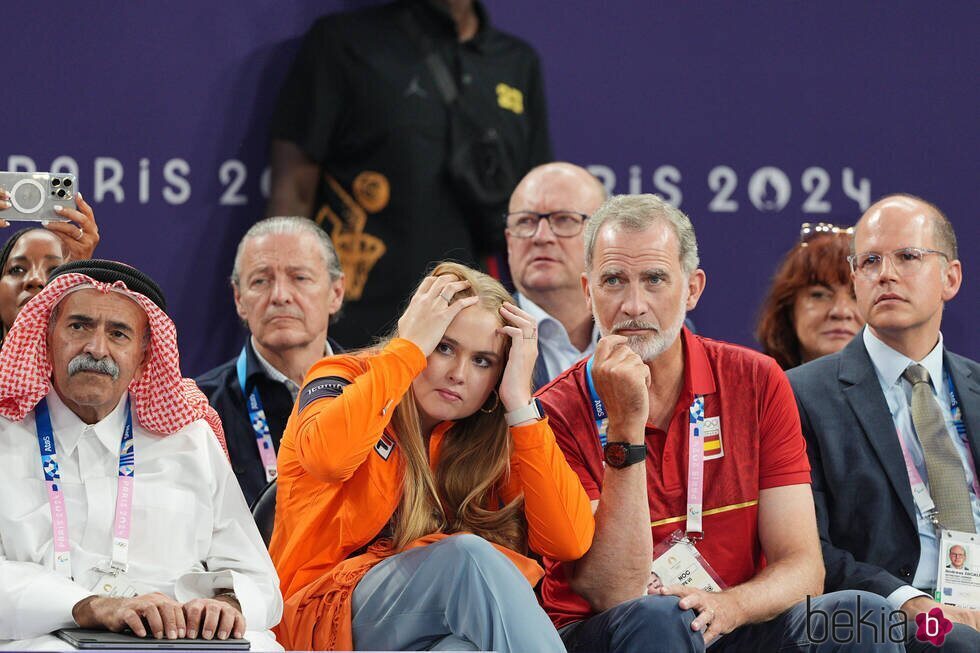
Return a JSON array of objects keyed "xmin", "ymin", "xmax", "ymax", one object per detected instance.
[{"xmin": 787, "ymin": 331, "xmax": 980, "ymax": 597}]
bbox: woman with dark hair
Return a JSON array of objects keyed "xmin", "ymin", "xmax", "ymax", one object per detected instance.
[
  {"xmin": 0, "ymin": 190, "xmax": 99, "ymax": 345},
  {"xmin": 756, "ymin": 224, "xmax": 863, "ymax": 369},
  {"xmin": 272, "ymin": 261, "xmax": 594, "ymax": 652}
]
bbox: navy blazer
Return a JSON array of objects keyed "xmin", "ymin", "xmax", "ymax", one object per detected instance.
[
  {"xmin": 787, "ymin": 331, "xmax": 980, "ymax": 597},
  {"xmin": 195, "ymin": 337, "xmax": 343, "ymax": 506}
]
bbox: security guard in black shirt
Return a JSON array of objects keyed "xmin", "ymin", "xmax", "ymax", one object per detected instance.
[{"xmin": 267, "ymin": 0, "xmax": 552, "ymax": 347}]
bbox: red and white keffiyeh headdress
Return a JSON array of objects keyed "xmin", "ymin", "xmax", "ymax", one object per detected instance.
[{"xmin": 0, "ymin": 272, "xmax": 228, "ymax": 454}]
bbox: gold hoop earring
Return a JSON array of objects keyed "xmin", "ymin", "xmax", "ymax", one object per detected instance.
[{"xmin": 480, "ymin": 389, "xmax": 500, "ymax": 413}]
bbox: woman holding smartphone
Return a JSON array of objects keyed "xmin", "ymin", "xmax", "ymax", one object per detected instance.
[{"xmin": 0, "ymin": 189, "xmax": 99, "ymax": 347}]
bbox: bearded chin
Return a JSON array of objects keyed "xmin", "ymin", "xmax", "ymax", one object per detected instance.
[
  {"xmin": 592, "ymin": 294, "xmax": 688, "ymax": 362},
  {"xmin": 627, "ymin": 333, "xmax": 665, "ymax": 362}
]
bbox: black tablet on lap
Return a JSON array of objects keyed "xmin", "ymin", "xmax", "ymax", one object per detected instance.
[{"xmin": 54, "ymin": 628, "xmax": 251, "ymax": 650}]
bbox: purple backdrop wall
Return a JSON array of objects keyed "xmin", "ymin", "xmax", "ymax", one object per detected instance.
[{"xmin": 4, "ymin": 1, "xmax": 976, "ymax": 375}]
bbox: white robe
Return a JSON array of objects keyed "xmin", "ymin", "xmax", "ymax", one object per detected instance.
[{"xmin": 0, "ymin": 390, "xmax": 283, "ymax": 650}]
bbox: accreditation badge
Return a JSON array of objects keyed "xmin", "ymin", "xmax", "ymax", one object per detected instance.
[
  {"xmin": 651, "ymin": 529, "xmax": 726, "ymax": 594},
  {"xmin": 935, "ymin": 530, "xmax": 980, "ymax": 609}
]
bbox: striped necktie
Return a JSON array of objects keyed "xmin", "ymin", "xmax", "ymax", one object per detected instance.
[{"xmin": 903, "ymin": 364, "xmax": 975, "ymax": 532}]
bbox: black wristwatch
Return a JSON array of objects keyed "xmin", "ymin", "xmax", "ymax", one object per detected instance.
[{"xmin": 603, "ymin": 441, "xmax": 647, "ymax": 469}]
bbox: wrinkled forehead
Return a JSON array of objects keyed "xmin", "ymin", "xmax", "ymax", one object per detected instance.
[
  {"xmin": 50, "ymin": 286, "xmax": 149, "ymax": 331},
  {"xmin": 242, "ymin": 231, "xmax": 329, "ymax": 271},
  {"xmin": 593, "ymin": 222, "xmax": 681, "ymax": 270}
]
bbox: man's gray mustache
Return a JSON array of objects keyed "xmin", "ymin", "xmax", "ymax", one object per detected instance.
[
  {"xmin": 67, "ymin": 354, "xmax": 120, "ymax": 380},
  {"xmin": 612, "ymin": 320, "xmax": 660, "ymax": 332}
]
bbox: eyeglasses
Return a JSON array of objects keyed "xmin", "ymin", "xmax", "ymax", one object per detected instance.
[
  {"xmin": 800, "ymin": 222, "xmax": 854, "ymax": 246},
  {"xmin": 847, "ymin": 247, "xmax": 949, "ymax": 279},
  {"xmin": 505, "ymin": 211, "xmax": 589, "ymax": 238}
]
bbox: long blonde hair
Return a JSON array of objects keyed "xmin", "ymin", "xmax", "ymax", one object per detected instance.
[{"xmin": 387, "ymin": 262, "xmax": 527, "ymax": 552}]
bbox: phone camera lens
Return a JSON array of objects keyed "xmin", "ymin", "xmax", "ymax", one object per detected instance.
[
  {"xmin": 56, "ymin": 188, "xmax": 67, "ymax": 198},
  {"xmin": 52, "ymin": 178, "xmax": 61, "ymax": 187},
  {"xmin": 63, "ymin": 178, "xmax": 72, "ymax": 188}
]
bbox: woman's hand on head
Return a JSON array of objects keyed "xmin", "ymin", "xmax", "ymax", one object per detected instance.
[
  {"xmin": 397, "ymin": 274, "xmax": 479, "ymax": 356},
  {"xmin": 496, "ymin": 301, "xmax": 538, "ymax": 412}
]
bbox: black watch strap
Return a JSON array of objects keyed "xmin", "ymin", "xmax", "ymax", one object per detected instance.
[{"xmin": 603, "ymin": 441, "xmax": 647, "ymax": 469}]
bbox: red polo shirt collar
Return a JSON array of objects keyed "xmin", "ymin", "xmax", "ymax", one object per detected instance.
[{"xmin": 676, "ymin": 327, "xmax": 717, "ymax": 412}]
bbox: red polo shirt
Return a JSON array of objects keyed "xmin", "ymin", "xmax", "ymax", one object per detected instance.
[{"xmin": 536, "ymin": 328, "xmax": 811, "ymax": 628}]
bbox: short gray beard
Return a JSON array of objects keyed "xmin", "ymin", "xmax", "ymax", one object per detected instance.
[
  {"xmin": 67, "ymin": 353, "xmax": 120, "ymax": 380},
  {"xmin": 593, "ymin": 293, "xmax": 688, "ymax": 362}
]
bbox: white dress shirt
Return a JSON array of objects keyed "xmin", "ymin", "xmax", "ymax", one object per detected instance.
[
  {"xmin": 0, "ymin": 389, "xmax": 283, "ymax": 650},
  {"xmin": 863, "ymin": 329, "xmax": 980, "ymax": 609},
  {"xmin": 516, "ymin": 293, "xmax": 598, "ymax": 382}
]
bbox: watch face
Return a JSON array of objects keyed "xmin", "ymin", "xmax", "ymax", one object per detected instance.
[{"xmin": 605, "ymin": 443, "xmax": 627, "ymax": 467}]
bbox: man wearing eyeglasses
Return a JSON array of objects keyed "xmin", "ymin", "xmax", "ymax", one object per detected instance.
[
  {"xmin": 505, "ymin": 162, "xmax": 606, "ymax": 390},
  {"xmin": 789, "ymin": 194, "xmax": 980, "ymax": 649},
  {"xmin": 946, "ymin": 545, "xmax": 969, "ymax": 572}
]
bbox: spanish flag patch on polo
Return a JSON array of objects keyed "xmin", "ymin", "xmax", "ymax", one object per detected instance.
[{"xmin": 703, "ymin": 417, "xmax": 724, "ymax": 460}]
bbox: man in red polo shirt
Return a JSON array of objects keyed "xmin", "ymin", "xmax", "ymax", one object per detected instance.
[{"xmin": 537, "ymin": 194, "xmax": 902, "ymax": 652}]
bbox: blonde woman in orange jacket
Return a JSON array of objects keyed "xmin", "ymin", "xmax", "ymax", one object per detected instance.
[{"xmin": 270, "ymin": 262, "xmax": 595, "ymax": 651}]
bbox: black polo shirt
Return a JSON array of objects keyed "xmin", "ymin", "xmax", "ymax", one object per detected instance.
[
  {"xmin": 195, "ymin": 337, "xmax": 342, "ymax": 507},
  {"xmin": 271, "ymin": 0, "xmax": 552, "ymax": 347}
]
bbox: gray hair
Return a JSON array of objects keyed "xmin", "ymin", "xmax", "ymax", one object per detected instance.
[
  {"xmin": 584, "ymin": 194, "xmax": 700, "ymax": 275},
  {"xmin": 231, "ymin": 216, "xmax": 342, "ymax": 286}
]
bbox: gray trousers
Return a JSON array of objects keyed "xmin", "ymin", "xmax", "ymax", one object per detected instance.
[
  {"xmin": 351, "ymin": 533, "xmax": 565, "ymax": 652},
  {"xmin": 560, "ymin": 591, "xmax": 909, "ymax": 652}
]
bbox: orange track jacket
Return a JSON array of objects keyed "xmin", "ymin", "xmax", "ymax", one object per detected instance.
[{"xmin": 269, "ymin": 338, "xmax": 594, "ymax": 650}]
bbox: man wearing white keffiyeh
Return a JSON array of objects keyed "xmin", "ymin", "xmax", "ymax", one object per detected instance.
[{"xmin": 0, "ymin": 260, "xmax": 283, "ymax": 651}]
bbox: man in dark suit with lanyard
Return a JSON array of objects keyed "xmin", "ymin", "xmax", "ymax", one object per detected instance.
[
  {"xmin": 197, "ymin": 217, "xmax": 344, "ymax": 506},
  {"xmin": 789, "ymin": 194, "xmax": 980, "ymax": 651}
]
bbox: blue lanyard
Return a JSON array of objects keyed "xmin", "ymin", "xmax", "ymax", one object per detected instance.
[
  {"xmin": 946, "ymin": 374, "xmax": 978, "ymax": 496},
  {"xmin": 237, "ymin": 347, "xmax": 278, "ymax": 482},
  {"xmin": 585, "ymin": 355, "xmax": 706, "ymax": 446},
  {"xmin": 585, "ymin": 356, "xmax": 609, "ymax": 446},
  {"xmin": 947, "ymin": 375, "xmax": 966, "ymax": 439},
  {"xmin": 586, "ymin": 356, "xmax": 707, "ymax": 535},
  {"xmin": 35, "ymin": 397, "xmax": 135, "ymax": 578}
]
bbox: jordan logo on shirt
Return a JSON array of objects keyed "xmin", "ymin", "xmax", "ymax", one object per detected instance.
[{"xmin": 404, "ymin": 75, "xmax": 428, "ymax": 99}]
